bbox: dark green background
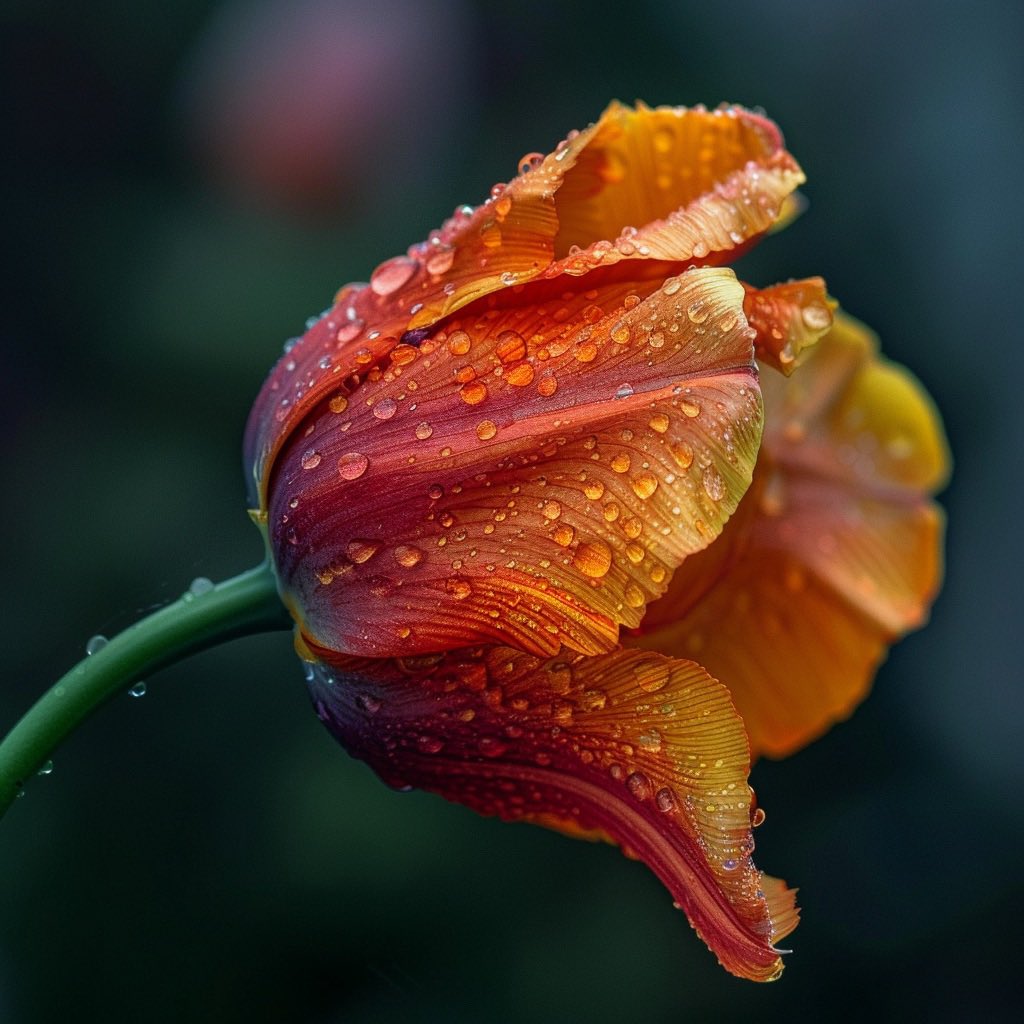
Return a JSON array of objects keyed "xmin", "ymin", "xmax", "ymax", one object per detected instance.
[{"xmin": 2, "ymin": 1, "xmax": 1021, "ymax": 1020}]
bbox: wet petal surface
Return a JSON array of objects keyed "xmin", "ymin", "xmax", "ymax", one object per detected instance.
[
  {"xmin": 634, "ymin": 314, "xmax": 949, "ymax": 756},
  {"xmin": 269, "ymin": 268, "xmax": 761, "ymax": 658},
  {"xmin": 305, "ymin": 643, "xmax": 798, "ymax": 981}
]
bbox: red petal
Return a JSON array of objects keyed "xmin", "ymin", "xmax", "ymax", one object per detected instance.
[
  {"xmin": 304, "ymin": 642, "xmax": 797, "ymax": 981},
  {"xmin": 268, "ymin": 267, "xmax": 761, "ymax": 658},
  {"xmin": 245, "ymin": 102, "xmax": 803, "ymax": 511}
]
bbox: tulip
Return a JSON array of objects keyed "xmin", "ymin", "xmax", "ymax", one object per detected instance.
[{"xmin": 243, "ymin": 102, "xmax": 948, "ymax": 980}]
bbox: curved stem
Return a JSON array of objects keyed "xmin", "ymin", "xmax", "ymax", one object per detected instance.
[{"xmin": 0, "ymin": 561, "xmax": 292, "ymax": 819}]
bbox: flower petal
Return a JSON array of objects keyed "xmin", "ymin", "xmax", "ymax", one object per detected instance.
[
  {"xmin": 633, "ymin": 314, "xmax": 949, "ymax": 757},
  {"xmin": 304, "ymin": 642, "xmax": 797, "ymax": 981},
  {"xmin": 268, "ymin": 267, "xmax": 761, "ymax": 659},
  {"xmin": 743, "ymin": 278, "xmax": 835, "ymax": 374},
  {"xmin": 245, "ymin": 102, "xmax": 803, "ymax": 510}
]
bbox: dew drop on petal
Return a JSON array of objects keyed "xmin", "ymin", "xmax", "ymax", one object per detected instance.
[
  {"xmin": 573, "ymin": 540, "xmax": 612, "ymax": 578},
  {"xmin": 542, "ymin": 501, "xmax": 562, "ymax": 520},
  {"xmin": 701, "ymin": 465, "xmax": 726, "ymax": 501},
  {"xmin": 347, "ymin": 539, "xmax": 380, "ymax": 564},
  {"xmin": 301, "ymin": 449, "xmax": 322, "ymax": 470},
  {"xmin": 394, "ymin": 545, "xmax": 424, "ymax": 568},
  {"xmin": 631, "ymin": 472, "xmax": 658, "ymax": 500},
  {"xmin": 338, "ymin": 452, "xmax": 369, "ymax": 480},
  {"xmin": 460, "ymin": 381, "xmax": 488, "ymax": 405},
  {"xmin": 373, "ymin": 398, "xmax": 398, "ymax": 421},
  {"xmin": 329, "ymin": 395, "xmax": 349, "ymax": 414},
  {"xmin": 648, "ymin": 412, "xmax": 670, "ymax": 433},
  {"xmin": 415, "ymin": 422, "xmax": 434, "ymax": 440},
  {"xmin": 655, "ymin": 786, "xmax": 677, "ymax": 812},
  {"xmin": 370, "ymin": 256, "xmax": 417, "ymax": 296},
  {"xmin": 476, "ymin": 419, "xmax": 497, "ymax": 440},
  {"xmin": 626, "ymin": 771, "xmax": 653, "ymax": 801},
  {"xmin": 537, "ymin": 373, "xmax": 558, "ymax": 397},
  {"xmin": 448, "ymin": 330, "xmax": 472, "ymax": 356},
  {"xmin": 552, "ymin": 524, "xmax": 575, "ymax": 547}
]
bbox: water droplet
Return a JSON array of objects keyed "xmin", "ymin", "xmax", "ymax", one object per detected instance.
[
  {"xmin": 496, "ymin": 330, "xmax": 526, "ymax": 363},
  {"xmin": 638, "ymin": 729, "xmax": 663, "ymax": 753},
  {"xmin": 417, "ymin": 735, "xmax": 444, "ymax": 754},
  {"xmin": 542, "ymin": 501, "xmax": 562, "ymax": 520},
  {"xmin": 662, "ymin": 277, "xmax": 682, "ymax": 296},
  {"xmin": 338, "ymin": 452, "xmax": 369, "ymax": 480},
  {"xmin": 505, "ymin": 363, "xmax": 535, "ymax": 387},
  {"xmin": 552, "ymin": 524, "xmax": 575, "ymax": 547},
  {"xmin": 610, "ymin": 453, "xmax": 631, "ymax": 473},
  {"xmin": 701, "ymin": 465, "xmax": 726, "ymax": 501},
  {"xmin": 428, "ymin": 483, "xmax": 444, "ymax": 500},
  {"xmin": 426, "ymin": 247, "xmax": 455, "ymax": 276},
  {"xmin": 752, "ymin": 807, "xmax": 767, "ymax": 828},
  {"xmin": 536, "ymin": 373, "xmax": 558, "ymax": 397},
  {"xmin": 476, "ymin": 419, "xmax": 497, "ymax": 440},
  {"xmin": 448, "ymin": 330, "xmax": 472, "ymax": 356},
  {"xmin": 801, "ymin": 302, "xmax": 832, "ymax": 331},
  {"xmin": 679, "ymin": 399, "xmax": 701, "ymax": 418},
  {"xmin": 370, "ymin": 255, "xmax": 417, "ymax": 296},
  {"xmin": 373, "ymin": 398, "xmax": 398, "ymax": 421},
  {"xmin": 460, "ymin": 380, "xmax": 488, "ymax": 405},
  {"xmin": 518, "ymin": 151, "xmax": 544, "ymax": 174},
  {"xmin": 648, "ymin": 412, "xmax": 670, "ymax": 433},
  {"xmin": 614, "ymin": 382, "xmax": 634, "ymax": 400},
  {"xmin": 583, "ymin": 480, "xmax": 605, "ymax": 500},
  {"xmin": 129, "ymin": 681, "xmax": 147, "ymax": 698},
  {"xmin": 346, "ymin": 539, "xmax": 380, "ymax": 564},
  {"xmin": 631, "ymin": 472, "xmax": 658, "ymax": 500},
  {"xmin": 686, "ymin": 300, "xmax": 709, "ymax": 324},
  {"xmin": 655, "ymin": 786, "xmax": 677, "ymax": 812},
  {"xmin": 394, "ymin": 545, "xmax": 424, "ymax": 568},
  {"xmin": 573, "ymin": 540, "xmax": 612, "ymax": 578},
  {"xmin": 669, "ymin": 441, "xmax": 694, "ymax": 469},
  {"xmin": 301, "ymin": 449, "xmax": 322, "ymax": 470},
  {"xmin": 414, "ymin": 422, "xmax": 434, "ymax": 441},
  {"xmin": 329, "ymin": 395, "xmax": 349, "ymax": 414},
  {"xmin": 610, "ymin": 322, "xmax": 631, "ymax": 345},
  {"xmin": 85, "ymin": 635, "xmax": 108, "ymax": 656},
  {"xmin": 624, "ymin": 582, "xmax": 645, "ymax": 608},
  {"xmin": 37, "ymin": 760, "xmax": 54, "ymax": 776},
  {"xmin": 336, "ymin": 319, "xmax": 364, "ymax": 344},
  {"xmin": 478, "ymin": 737, "xmax": 508, "ymax": 758},
  {"xmin": 626, "ymin": 771, "xmax": 652, "ymax": 801}
]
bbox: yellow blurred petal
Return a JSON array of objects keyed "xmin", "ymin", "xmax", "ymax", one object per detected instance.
[{"xmin": 634, "ymin": 312, "xmax": 949, "ymax": 756}]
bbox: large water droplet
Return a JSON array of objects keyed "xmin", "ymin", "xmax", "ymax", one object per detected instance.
[
  {"xmin": 394, "ymin": 545, "xmax": 424, "ymax": 568},
  {"xmin": 573, "ymin": 540, "xmax": 612, "ymax": 578},
  {"xmin": 370, "ymin": 255, "xmax": 417, "ymax": 296},
  {"xmin": 301, "ymin": 449, "xmax": 322, "ymax": 470},
  {"xmin": 373, "ymin": 398, "xmax": 398, "ymax": 421},
  {"xmin": 129, "ymin": 681, "xmax": 147, "ymax": 698},
  {"xmin": 338, "ymin": 452, "xmax": 369, "ymax": 480}
]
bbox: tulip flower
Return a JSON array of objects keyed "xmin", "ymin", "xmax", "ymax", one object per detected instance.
[
  {"xmin": 242, "ymin": 103, "xmax": 949, "ymax": 980},
  {"xmin": 0, "ymin": 101, "xmax": 947, "ymax": 987}
]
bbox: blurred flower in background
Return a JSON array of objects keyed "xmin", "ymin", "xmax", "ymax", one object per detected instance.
[{"xmin": 180, "ymin": 0, "xmax": 476, "ymax": 216}]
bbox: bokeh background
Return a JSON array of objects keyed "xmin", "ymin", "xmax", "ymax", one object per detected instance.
[{"xmin": 1, "ymin": 1, "xmax": 1021, "ymax": 1020}]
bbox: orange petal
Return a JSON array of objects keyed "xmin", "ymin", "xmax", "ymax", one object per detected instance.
[
  {"xmin": 304, "ymin": 642, "xmax": 797, "ymax": 981},
  {"xmin": 267, "ymin": 267, "xmax": 761, "ymax": 659},
  {"xmin": 634, "ymin": 313, "xmax": 949, "ymax": 757},
  {"xmin": 743, "ymin": 278, "xmax": 836, "ymax": 374},
  {"xmin": 245, "ymin": 102, "xmax": 803, "ymax": 510},
  {"xmin": 548, "ymin": 102, "xmax": 805, "ymax": 274}
]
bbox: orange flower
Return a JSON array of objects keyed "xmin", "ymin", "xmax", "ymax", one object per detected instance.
[{"xmin": 244, "ymin": 103, "xmax": 948, "ymax": 981}]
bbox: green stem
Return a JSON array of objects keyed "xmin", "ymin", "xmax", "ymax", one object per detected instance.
[{"xmin": 0, "ymin": 560, "xmax": 292, "ymax": 819}]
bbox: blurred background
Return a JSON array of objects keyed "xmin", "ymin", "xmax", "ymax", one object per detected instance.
[{"xmin": 1, "ymin": 0, "xmax": 1021, "ymax": 1020}]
